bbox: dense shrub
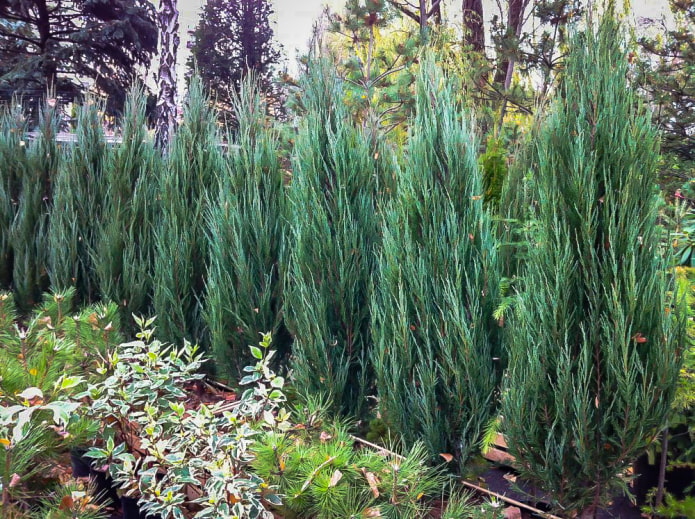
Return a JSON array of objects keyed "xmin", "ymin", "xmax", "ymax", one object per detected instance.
[{"xmin": 501, "ymin": 15, "xmax": 687, "ymax": 517}]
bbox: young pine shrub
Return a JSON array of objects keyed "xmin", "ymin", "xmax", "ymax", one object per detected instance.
[
  {"xmin": 47, "ymin": 99, "xmax": 109, "ymax": 303},
  {"xmin": 153, "ymin": 77, "xmax": 223, "ymax": 346},
  {"xmin": 500, "ymin": 15, "xmax": 687, "ymax": 518},
  {"xmin": 0, "ymin": 103, "xmax": 27, "ymax": 289},
  {"xmin": 11, "ymin": 104, "xmax": 60, "ymax": 311},
  {"xmin": 370, "ymin": 60, "xmax": 501, "ymax": 464},
  {"xmin": 93, "ymin": 85, "xmax": 158, "ymax": 331},
  {"xmin": 205, "ymin": 77, "xmax": 288, "ymax": 379},
  {"xmin": 284, "ymin": 62, "xmax": 393, "ymax": 415}
]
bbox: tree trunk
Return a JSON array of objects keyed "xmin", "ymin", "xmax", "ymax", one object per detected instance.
[
  {"xmin": 35, "ymin": 0, "xmax": 56, "ymax": 90},
  {"xmin": 462, "ymin": 0, "xmax": 484, "ymax": 52},
  {"xmin": 155, "ymin": 0, "xmax": 180, "ymax": 150},
  {"xmin": 495, "ymin": 0, "xmax": 527, "ymax": 86}
]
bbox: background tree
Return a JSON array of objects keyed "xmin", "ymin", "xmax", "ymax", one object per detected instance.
[
  {"xmin": 155, "ymin": 0, "xmax": 179, "ymax": 149},
  {"xmin": 187, "ymin": 0, "xmax": 282, "ymax": 119},
  {"xmin": 501, "ymin": 14, "xmax": 686, "ymax": 517},
  {"xmin": 637, "ymin": 0, "xmax": 694, "ymax": 174},
  {"xmin": 322, "ymin": 0, "xmax": 420, "ymax": 142},
  {"xmin": 0, "ymin": 0, "xmax": 157, "ymax": 114}
]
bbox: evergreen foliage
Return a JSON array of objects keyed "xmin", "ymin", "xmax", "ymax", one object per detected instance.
[
  {"xmin": 47, "ymin": 99, "xmax": 108, "ymax": 303},
  {"xmin": 500, "ymin": 15, "xmax": 686, "ymax": 517},
  {"xmin": 0, "ymin": 103, "xmax": 26, "ymax": 288},
  {"xmin": 0, "ymin": 0, "xmax": 158, "ymax": 115},
  {"xmin": 205, "ymin": 77, "xmax": 287, "ymax": 379},
  {"xmin": 284, "ymin": 62, "xmax": 392, "ymax": 415},
  {"xmin": 187, "ymin": 0, "xmax": 282, "ymax": 118},
  {"xmin": 10, "ymin": 103, "xmax": 58, "ymax": 310},
  {"xmin": 153, "ymin": 77, "xmax": 222, "ymax": 346},
  {"xmin": 94, "ymin": 85, "xmax": 158, "ymax": 331},
  {"xmin": 371, "ymin": 60, "xmax": 501, "ymax": 463}
]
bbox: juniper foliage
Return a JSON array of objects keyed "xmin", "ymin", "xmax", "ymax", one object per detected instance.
[
  {"xmin": 284, "ymin": 62, "xmax": 393, "ymax": 415},
  {"xmin": 47, "ymin": 99, "xmax": 107, "ymax": 303},
  {"xmin": 501, "ymin": 16, "xmax": 686, "ymax": 517},
  {"xmin": 11, "ymin": 104, "xmax": 59, "ymax": 310},
  {"xmin": 371, "ymin": 60, "xmax": 501, "ymax": 462},
  {"xmin": 94, "ymin": 85, "xmax": 158, "ymax": 330},
  {"xmin": 153, "ymin": 77, "xmax": 222, "ymax": 346},
  {"xmin": 205, "ymin": 77, "xmax": 287, "ymax": 379},
  {"xmin": 0, "ymin": 103, "xmax": 26, "ymax": 289}
]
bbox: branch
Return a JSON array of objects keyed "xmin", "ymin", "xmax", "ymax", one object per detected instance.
[
  {"xmin": 427, "ymin": 0, "xmax": 442, "ymax": 18},
  {"xmin": 387, "ymin": 1, "xmax": 421, "ymax": 24}
]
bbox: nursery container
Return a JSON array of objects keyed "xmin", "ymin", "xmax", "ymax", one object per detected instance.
[
  {"xmin": 70, "ymin": 447, "xmax": 91, "ymax": 478},
  {"xmin": 121, "ymin": 496, "xmax": 161, "ymax": 519}
]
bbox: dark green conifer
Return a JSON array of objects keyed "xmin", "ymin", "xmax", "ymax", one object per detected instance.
[
  {"xmin": 371, "ymin": 60, "xmax": 501, "ymax": 462},
  {"xmin": 0, "ymin": 104, "xmax": 26, "ymax": 289},
  {"xmin": 205, "ymin": 77, "xmax": 287, "ymax": 379},
  {"xmin": 501, "ymin": 15, "xmax": 686, "ymax": 517},
  {"xmin": 284, "ymin": 62, "xmax": 393, "ymax": 415},
  {"xmin": 152, "ymin": 77, "xmax": 222, "ymax": 345}
]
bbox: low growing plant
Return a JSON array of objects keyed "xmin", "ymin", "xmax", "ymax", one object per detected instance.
[
  {"xmin": 252, "ymin": 397, "xmax": 483, "ymax": 519},
  {"xmin": 0, "ymin": 289, "xmax": 118, "ymax": 515},
  {"xmin": 83, "ymin": 320, "xmax": 287, "ymax": 519}
]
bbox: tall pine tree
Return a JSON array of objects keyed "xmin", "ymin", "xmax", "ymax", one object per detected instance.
[
  {"xmin": 187, "ymin": 0, "xmax": 282, "ymax": 118},
  {"xmin": 501, "ymin": 14, "xmax": 686, "ymax": 517}
]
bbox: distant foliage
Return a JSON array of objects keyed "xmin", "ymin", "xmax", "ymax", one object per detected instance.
[
  {"xmin": 188, "ymin": 0, "xmax": 282, "ymax": 119},
  {"xmin": 0, "ymin": 0, "xmax": 158, "ymax": 115}
]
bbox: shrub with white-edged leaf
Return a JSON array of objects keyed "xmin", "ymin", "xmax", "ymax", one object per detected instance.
[{"xmin": 82, "ymin": 319, "xmax": 287, "ymax": 519}]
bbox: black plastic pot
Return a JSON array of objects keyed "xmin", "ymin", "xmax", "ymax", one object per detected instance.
[
  {"xmin": 70, "ymin": 447, "xmax": 92, "ymax": 478},
  {"xmin": 89, "ymin": 466, "xmax": 119, "ymax": 507},
  {"xmin": 121, "ymin": 496, "xmax": 161, "ymax": 519}
]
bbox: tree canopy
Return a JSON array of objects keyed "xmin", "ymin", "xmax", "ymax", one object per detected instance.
[
  {"xmin": 187, "ymin": 0, "xmax": 282, "ymax": 117},
  {"xmin": 0, "ymin": 0, "xmax": 157, "ymax": 114}
]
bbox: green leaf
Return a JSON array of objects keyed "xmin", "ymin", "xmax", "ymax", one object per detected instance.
[{"xmin": 249, "ymin": 346, "xmax": 263, "ymax": 360}]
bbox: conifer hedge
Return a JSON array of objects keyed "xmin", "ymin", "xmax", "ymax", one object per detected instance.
[
  {"xmin": 284, "ymin": 63, "xmax": 393, "ymax": 415},
  {"xmin": 94, "ymin": 86, "xmax": 159, "ymax": 331},
  {"xmin": 501, "ymin": 16, "xmax": 686, "ymax": 517},
  {"xmin": 11, "ymin": 106, "xmax": 58, "ymax": 310},
  {"xmin": 47, "ymin": 100, "xmax": 107, "ymax": 303},
  {"xmin": 371, "ymin": 61, "xmax": 501, "ymax": 462},
  {"xmin": 153, "ymin": 77, "xmax": 223, "ymax": 346},
  {"xmin": 205, "ymin": 78, "xmax": 288, "ymax": 379}
]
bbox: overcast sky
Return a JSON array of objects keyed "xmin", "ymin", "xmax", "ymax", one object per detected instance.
[{"xmin": 175, "ymin": 0, "xmax": 672, "ymax": 86}]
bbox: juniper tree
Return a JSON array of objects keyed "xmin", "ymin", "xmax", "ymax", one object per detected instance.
[
  {"xmin": 47, "ymin": 99, "xmax": 108, "ymax": 303},
  {"xmin": 371, "ymin": 60, "xmax": 501, "ymax": 462},
  {"xmin": 284, "ymin": 62, "xmax": 393, "ymax": 415},
  {"xmin": 10, "ymin": 103, "xmax": 58, "ymax": 310},
  {"xmin": 153, "ymin": 77, "xmax": 222, "ymax": 346},
  {"xmin": 0, "ymin": 103, "xmax": 26, "ymax": 289},
  {"xmin": 501, "ymin": 15, "xmax": 686, "ymax": 518},
  {"xmin": 94, "ymin": 85, "xmax": 158, "ymax": 331},
  {"xmin": 205, "ymin": 77, "xmax": 287, "ymax": 379}
]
